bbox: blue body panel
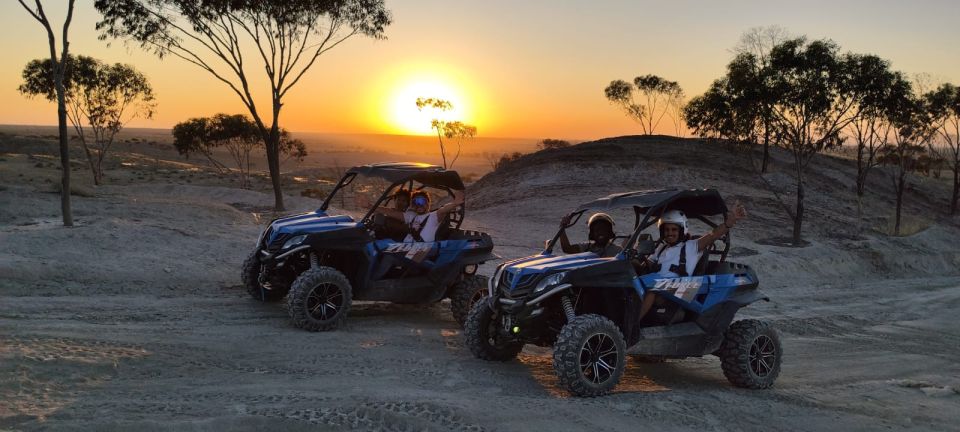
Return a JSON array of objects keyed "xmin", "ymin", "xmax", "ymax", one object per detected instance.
[
  {"xmin": 266, "ymin": 211, "xmax": 356, "ymax": 244},
  {"xmin": 499, "ymin": 252, "xmax": 759, "ymax": 314},
  {"xmin": 499, "ymin": 252, "xmax": 614, "ymax": 292}
]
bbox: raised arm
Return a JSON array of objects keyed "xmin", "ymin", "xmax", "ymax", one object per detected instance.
[
  {"xmin": 697, "ymin": 201, "xmax": 747, "ymax": 253},
  {"xmin": 558, "ymin": 214, "xmax": 580, "ymax": 254},
  {"xmin": 435, "ymin": 188, "xmax": 465, "ymax": 219}
]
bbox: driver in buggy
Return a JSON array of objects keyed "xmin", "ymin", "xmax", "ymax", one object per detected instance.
[
  {"xmin": 375, "ymin": 188, "xmax": 412, "ymax": 241},
  {"xmin": 557, "ymin": 212, "xmax": 622, "ymax": 258},
  {"xmin": 636, "ymin": 201, "xmax": 748, "ymax": 320},
  {"xmin": 378, "ymin": 188, "xmax": 465, "ymax": 243}
]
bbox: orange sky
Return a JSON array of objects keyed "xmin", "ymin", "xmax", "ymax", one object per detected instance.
[{"xmin": 1, "ymin": 1, "xmax": 959, "ymax": 140}]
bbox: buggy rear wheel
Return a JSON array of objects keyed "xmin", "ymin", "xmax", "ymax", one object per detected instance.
[
  {"xmin": 449, "ymin": 274, "xmax": 490, "ymax": 328},
  {"xmin": 464, "ymin": 299, "xmax": 523, "ymax": 361},
  {"xmin": 287, "ymin": 267, "xmax": 352, "ymax": 332},
  {"xmin": 719, "ymin": 319, "xmax": 782, "ymax": 389},
  {"xmin": 242, "ymin": 250, "xmax": 288, "ymax": 302},
  {"xmin": 553, "ymin": 314, "xmax": 626, "ymax": 397}
]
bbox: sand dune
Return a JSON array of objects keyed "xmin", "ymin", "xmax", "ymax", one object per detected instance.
[{"xmin": 1, "ymin": 136, "xmax": 959, "ymax": 431}]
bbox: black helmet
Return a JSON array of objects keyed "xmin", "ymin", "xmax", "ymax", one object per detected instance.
[{"xmin": 587, "ymin": 213, "xmax": 615, "ymax": 243}]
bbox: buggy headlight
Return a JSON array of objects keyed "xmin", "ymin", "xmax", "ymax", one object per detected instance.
[
  {"xmin": 533, "ymin": 271, "xmax": 568, "ymax": 293},
  {"xmin": 281, "ymin": 234, "xmax": 308, "ymax": 250}
]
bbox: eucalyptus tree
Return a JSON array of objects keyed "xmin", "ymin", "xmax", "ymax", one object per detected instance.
[
  {"xmin": 687, "ymin": 38, "xmax": 894, "ymax": 242},
  {"xmin": 926, "ymin": 84, "xmax": 960, "ymax": 215},
  {"xmin": 730, "ymin": 25, "xmax": 793, "ymax": 172},
  {"xmin": 95, "ymin": 0, "xmax": 391, "ymax": 210},
  {"xmin": 415, "ymin": 97, "xmax": 477, "ymax": 169},
  {"xmin": 878, "ymin": 88, "xmax": 939, "ymax": 235},
  {"xmin": 20, "ymin": 55, "xmax": 156, "ymax": 185},
  {"xmin": 172, "ymin": 113, "xmax": 307, "ymax": 188},
  {"xmin": 17, "ymin": 0, "xmax": 77, "ymax": 226},
  {"xmin": 762, "ymin": 38, "xmax": 881, "ymax": 243},
  {"xmin": 839, "ymin": 55, "xmax": 906, "ymax": 200},
  {"xmin": 605, "ymin": 75, "xmax": 683, "ymax": 135},
  {"xmin": 684, "ymin": 53, "xmax": 764, "ymax": 146}
]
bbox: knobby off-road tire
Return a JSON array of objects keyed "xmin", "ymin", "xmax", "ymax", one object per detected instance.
[
  {"xmin": 287, "ymin": 266, "xmax": 353, "ymax": 332},
  {"xmin": 553, "ymin": 314, "xmax": 626, "ymax": 397},
  {"xmin": 242, "ymin": 250, "xmax": 288, "ymax": 302},
  {"xmin": 449, "ymin": 274, "xmax": 490, "ymax": 328},
  {"xmin": 464, "ymin": 299, "xmax": 523, "ymax": 361},
  {"xmin": 719, "ymin": 319, "xmax": 782, "ymax": 389}
]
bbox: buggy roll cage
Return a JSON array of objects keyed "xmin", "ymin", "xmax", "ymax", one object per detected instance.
[
  {"xmin": 318, "ymin": 163, "xmax": 465, "ymax": 229},
  {"xmin": 543, "ymin": 188, "xmax": 731, "ymax": 262}
]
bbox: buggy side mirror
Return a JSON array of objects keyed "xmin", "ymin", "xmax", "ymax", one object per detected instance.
[
  {"xmin": 639, "ymin": 233, "xmax": 652, "ymax": 241},
  {"xmin": 635, "ymin": 239, "xmax": 656, "ymax": 256}
]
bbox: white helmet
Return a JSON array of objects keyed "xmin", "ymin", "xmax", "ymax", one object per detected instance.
[{"xmin": 658, "ymin": 210, "xmax": 687, "ymax": 233}]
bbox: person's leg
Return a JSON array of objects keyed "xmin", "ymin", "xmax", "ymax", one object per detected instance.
[{"xmin": 638, "ymin": 292, "xmax": 657, "ymax": 321}]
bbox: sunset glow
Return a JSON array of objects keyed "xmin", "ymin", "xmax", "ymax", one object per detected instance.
[{"xmin": 385, "ymin": 76, "xmax": 472, "ymax": 135}]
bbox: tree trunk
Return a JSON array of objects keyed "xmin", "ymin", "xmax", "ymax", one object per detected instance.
[
  {"xmin": 761, "ymin": 122, "xmax": 770, "ymax": 174},
  {"xmin": 261, "ymin": 95, "xmax": 285, "ymax": 211},
  {"xmin": 264, "ymin": 127, "xmax": 284, "ymax": 211},
  {"xmin": 95, "ymin": 149, "xmax": 105, "ymax": 185},
  {"xmin": 54, "ymin": 62, "xmax": 73, "ymax": 226},
  {"xmin": 80, "ymin": 140, "xmax": 99, "ymax": 186},
  {"xmin": 792, "ymin": 177, "xmax": 804, "ymax": 244},
  {"xmin": 951, "ymin": 168, "xmax": 959, "ymax": 216},
  {"xmin": 435, "ymin": 129, "xmax": 447, "ymax": 169},
  {"xmin": 894, "ymin": 173, "xmax": 905, "ymax": 236},
  {"xmin": 855, "ymin": 142, "xmax": 865, "ymax": 196}
]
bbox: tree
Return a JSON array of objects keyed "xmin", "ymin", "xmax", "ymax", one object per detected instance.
[
  {"xmin": 440, "ymin": 121, "xmax": 476, "ymax": 170},
  {"xmin": 171, "ymin": 117, "xmax": 230, "ymax": 172},
  {"xmin": 844, "ymin": 56, "xmax": 903, "ymax": 198},
  {"xmin": 415, "ymin": 97, "xmax": 477, "ymax": 169},
  {"xmin": 537, "ymin": 138, "xmax": 571, "ymax": 151},
  {"xmin": 763, "ymin": 38, "xmax": 882, "ymax": 243},
  {"xmin": 731, "ymin": 26, "xmax": 793, "ymax": 173},
  {"xmin": 20, "ymin": 55, "xmax": 156, "ymax": 185},
  {"xmin": 926, "ymin": 83, "xmax": 960, "ymax": 215},
  {"xmin": 95, "ymin": 0, "xmax": 391, "ymax": 210},
  {"xmin": 878, "ymin": 89, "xmax": 938, "ymax": 235},
  {"xmin": 172, "ymin": 113, "xmax": 307, "ymax": 188},
  {"xmin": 18, "ymin": 0, "xmax": 77, "ymax": 226},
  {"xmin": 605, "ymin": 74, "xmax": 683, "ymax": 135},
  {"xmin": 684, "ymin": 54, "xmax": 765, "ymax": 147}
]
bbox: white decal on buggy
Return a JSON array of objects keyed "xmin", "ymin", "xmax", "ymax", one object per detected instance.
[
  {"xmin": 384, "ymin": 242, "xmax": 433, "ymax": 263},
  {"xmin": 652, "ymin": 277, "xmax": 702, "ymax": 302}
]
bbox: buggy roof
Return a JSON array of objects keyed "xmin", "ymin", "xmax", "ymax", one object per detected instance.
[
  {"xmin": 575, "ymin": 188, "xmax": 727, "ymax": 217},
  {"xmin": 347, "ymin": 162, "xmax": 464, "ymax": 190}
]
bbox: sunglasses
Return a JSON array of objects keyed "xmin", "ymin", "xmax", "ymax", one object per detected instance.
[{"xmin": 412, "ymin": 196, "xmax": 428, "ymax": 207}]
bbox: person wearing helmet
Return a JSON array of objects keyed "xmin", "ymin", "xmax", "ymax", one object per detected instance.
[
  {"xmin": 649, "ymin": 202, "xmax": 747, "ymax": 277},
  {"xmin": 557, "ymin": 212, "xmax": 622, "ymax": 257},
  {"xmin": 637, "ymin": 201, "xmax": 748, "ymax": 319},
  {"xmin": 375, "ymin": 188, "xmax": 413, "ymax": 241}
]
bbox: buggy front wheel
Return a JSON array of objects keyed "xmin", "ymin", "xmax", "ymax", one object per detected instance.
[
  {"xmin": 464, "ymin": 299, "xmax": 523, "ymax": 361},
  {"xmin": 553, "ymin": 314, "xmax": 626, "ymax": 397},
  {"xmin": 287, "ymin": 267, "xmax": 352, "ymax": 332},
  {"xmin": 449, "ymin": 274, "xmax": 490, "ymax": 328},
  {"xmin": 242, "ymin": 250, "xmax": 288, "ymax": 302}
]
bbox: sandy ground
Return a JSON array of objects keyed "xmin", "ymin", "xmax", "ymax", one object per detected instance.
[{"xmin": 2, "ymin": 137, "xmax": 960, "ymax": 431}]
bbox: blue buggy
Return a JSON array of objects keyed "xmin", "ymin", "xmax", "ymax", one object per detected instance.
[
  {"xmin": 243, "ymin": 163, "xmax": 496, "ymax": 331},
  {"xmin": 465, "ymin": 189, "xmax": 781, "ymax": 396}
]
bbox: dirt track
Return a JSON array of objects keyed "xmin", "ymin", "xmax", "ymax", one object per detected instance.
[{"xmin": 3, "ymin": 141, "xmax": 960, "ymax": 431}]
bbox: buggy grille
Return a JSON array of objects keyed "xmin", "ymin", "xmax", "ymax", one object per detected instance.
[{"xmin": 499, "ymin": 270, "xmax": 541, "ymax": 298}]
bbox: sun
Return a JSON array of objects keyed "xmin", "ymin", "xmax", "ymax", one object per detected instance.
[{"xmin": 387, "ymin": 79, "xmax": 469, "ymax": 135}]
